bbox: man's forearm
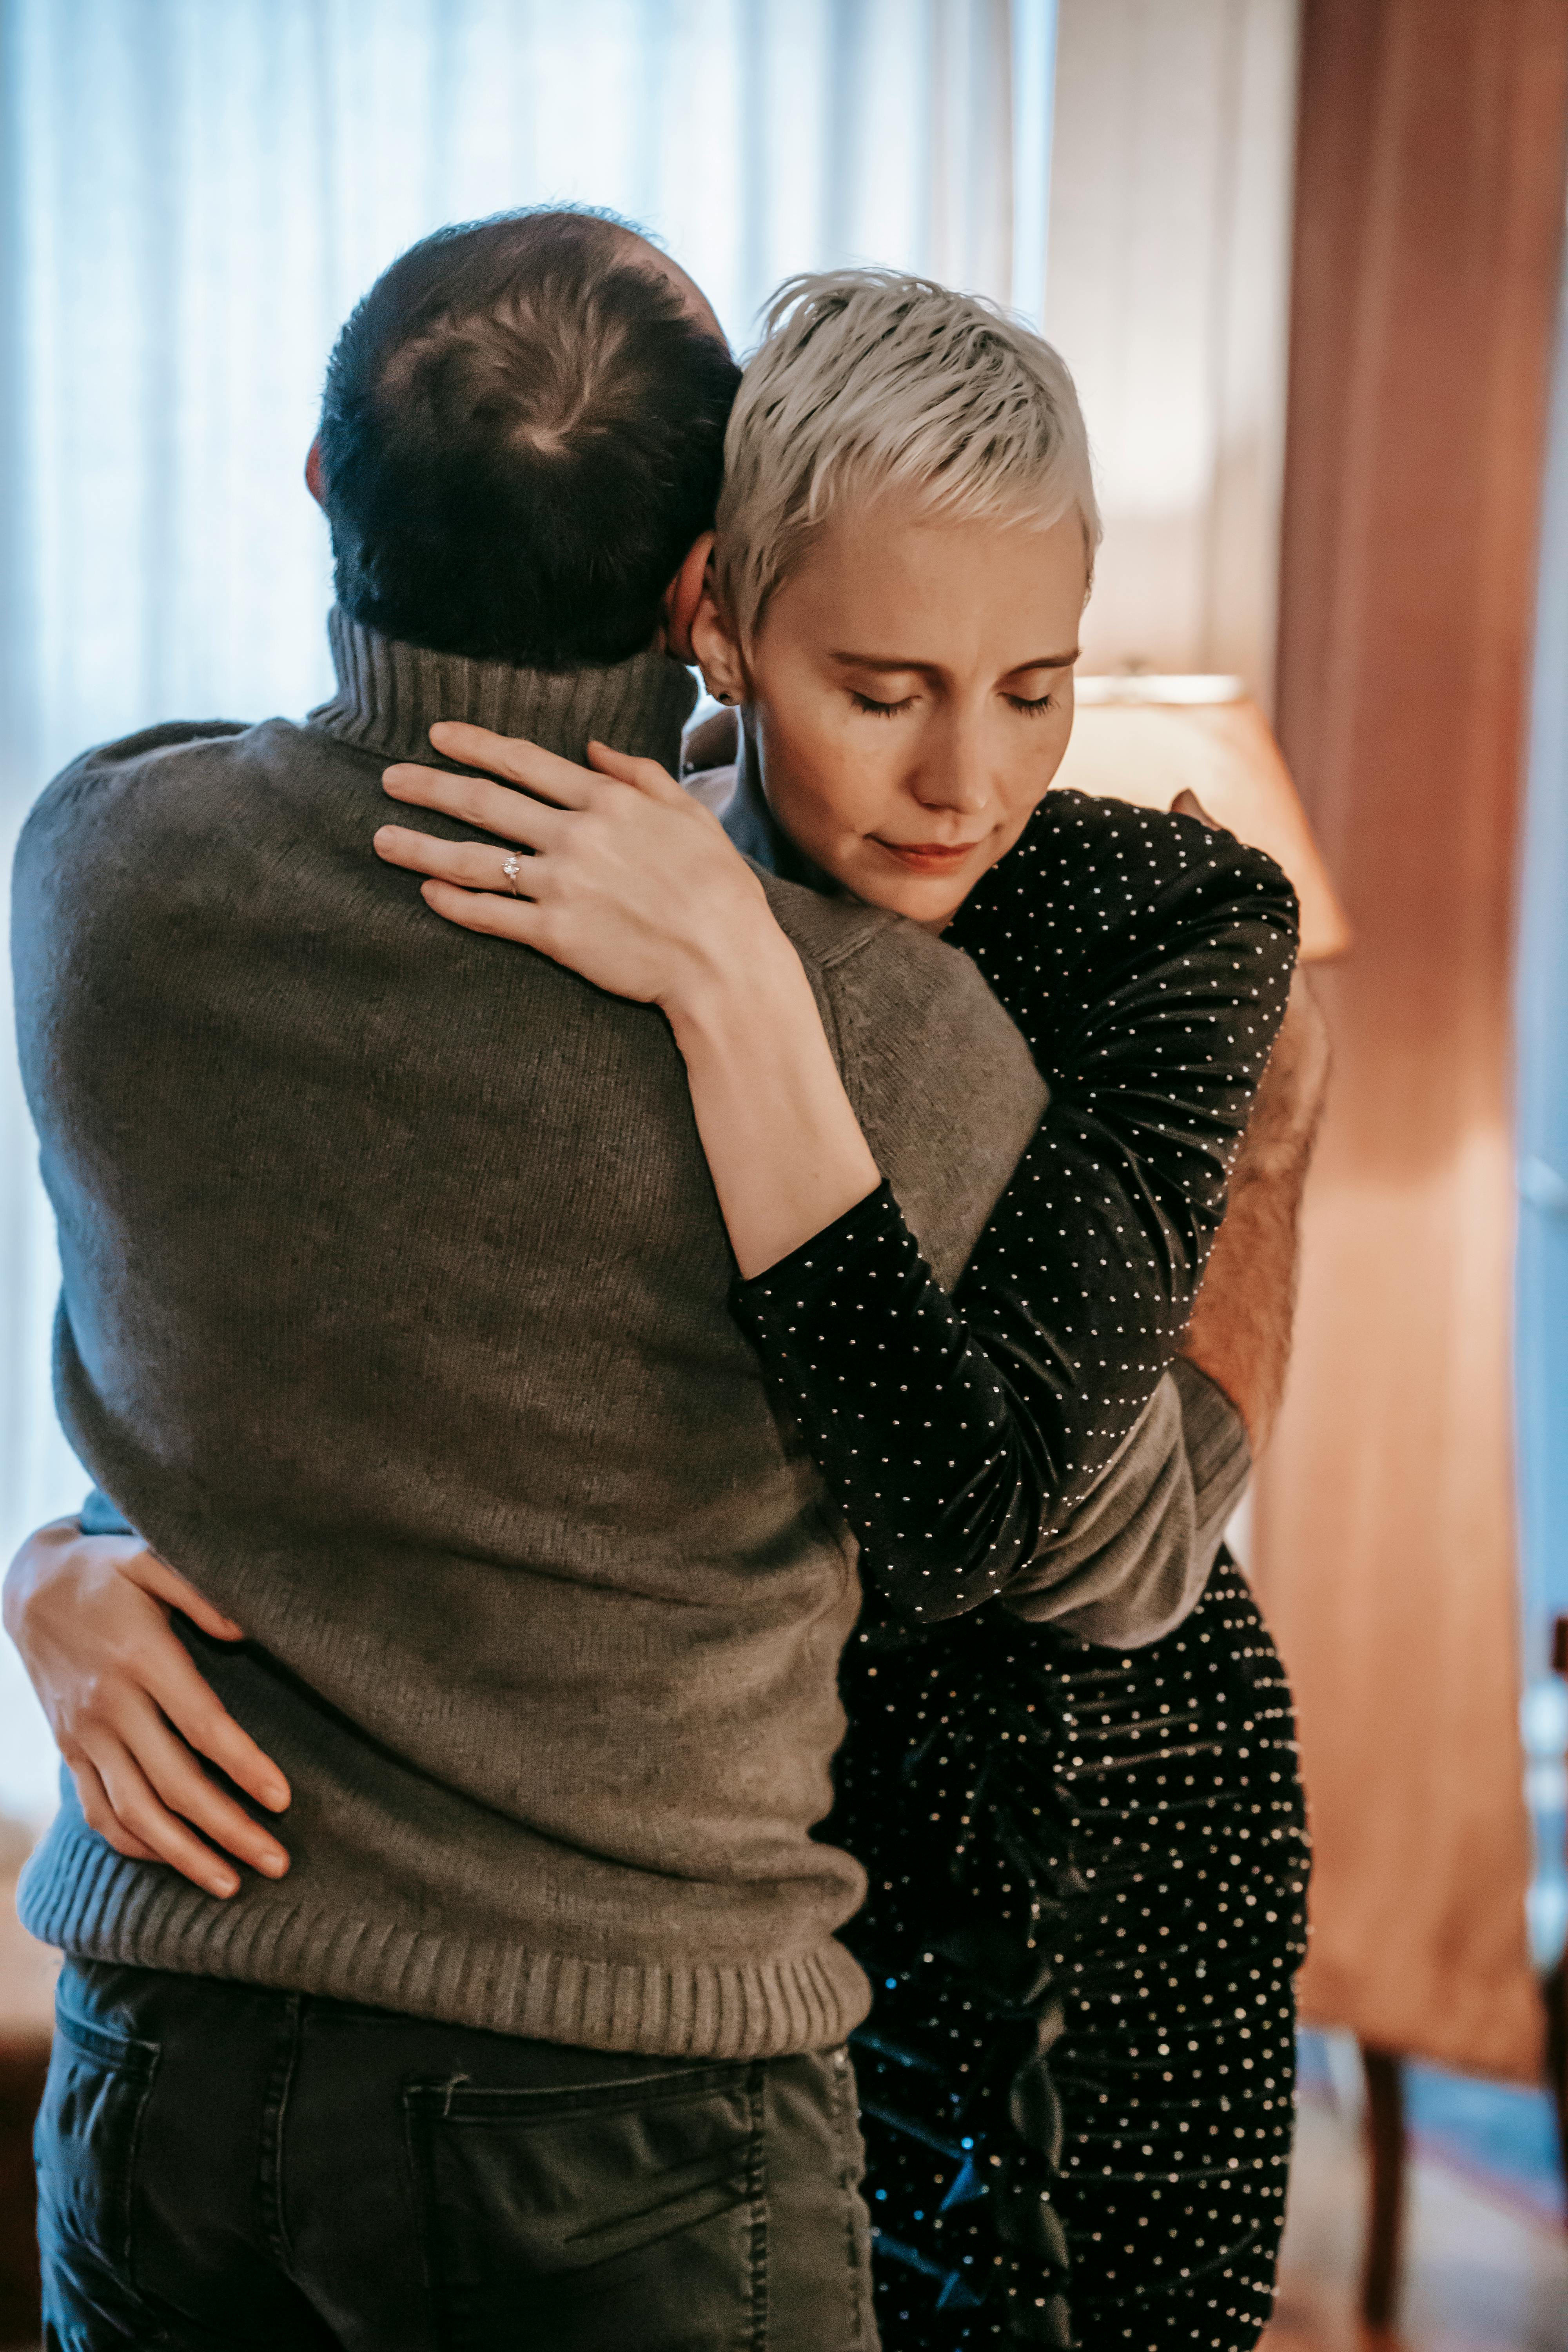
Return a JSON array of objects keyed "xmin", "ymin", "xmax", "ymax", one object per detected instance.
[
  {"xmin": 1180, "ymin": 972, "xmax": 1330, "ymax": 1454},
  {"xmin": 1002, "ymin": 1358, "xmax": 1251, "ymax": 1647}
]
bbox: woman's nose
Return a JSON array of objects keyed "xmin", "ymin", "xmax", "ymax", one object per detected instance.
[{"xmin": 911, "ymin": 727, "xmax": 991, "ymax": 816}]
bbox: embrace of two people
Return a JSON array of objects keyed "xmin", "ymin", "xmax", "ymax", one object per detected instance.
[{"xmin": 5, "ymin": 208, "xmax": 1327, "ymax": 2352}]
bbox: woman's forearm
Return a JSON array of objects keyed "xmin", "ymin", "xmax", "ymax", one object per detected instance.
[
  {"xmin": 374, "ymin": 728, "xmax": 880, "ymax": 1279},
  {"xmin": 666, "ymin": 936, "xmax": 881, "ymax": 1279},
  {"xmin": 735, "ymin": 801, "xmax": 1301, "ymax": 1625}
]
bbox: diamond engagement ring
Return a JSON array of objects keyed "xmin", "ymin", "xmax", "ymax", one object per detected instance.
[{"xmin": 501, "ymin": 852, "xmax": 526, "ymax": 897}]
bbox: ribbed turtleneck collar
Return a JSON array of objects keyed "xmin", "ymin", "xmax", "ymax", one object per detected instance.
[{"xmin": 309, "ymin": 609, "xmax": 699, "ymax": 773}]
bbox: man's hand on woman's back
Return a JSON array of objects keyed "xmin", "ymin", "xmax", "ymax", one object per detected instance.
[
  {"xmin": 2, "ymin": 1521, "xmax": 292, "ymax": 1896},
  {"xmin": 1180, "ymin": 971, "xmax": 1331, "ymax": 1453}
]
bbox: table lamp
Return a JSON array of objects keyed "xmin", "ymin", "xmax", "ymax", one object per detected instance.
[{"xmin": 1058, "ymin": 675, "xmax": 1352, "ymax": 964}]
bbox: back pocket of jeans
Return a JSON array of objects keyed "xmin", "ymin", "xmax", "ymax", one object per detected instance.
[
  {"xmin": 407, "ymin": 2062, "xmax": 764, "ymax": 2350},
  {"xmin": 34, "ymin": 1999, "xmax": 160, "ymax": 2272}
]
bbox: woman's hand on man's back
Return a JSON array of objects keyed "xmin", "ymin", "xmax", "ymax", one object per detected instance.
[
  {"xmin": 2, "ymin": 1521, "xmax": 292, "ymax": 1897},
  {"xmin": 375, "ymin": 720, "xmax": 774, "ymax": 1020}
]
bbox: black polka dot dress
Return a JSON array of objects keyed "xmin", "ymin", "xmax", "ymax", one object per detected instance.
[
  {"xmin": 833, "ymin": 1558, "xmax": 1308, "ymax": 2350},
  {"xmin": 732, "ymin": 791, "xmax": 1308, "ymax": 2349}
]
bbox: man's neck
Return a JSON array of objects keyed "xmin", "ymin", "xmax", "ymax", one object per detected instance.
[{"xmin": 310, "ymin": 608, "xmax": 699, "ymax": 771}]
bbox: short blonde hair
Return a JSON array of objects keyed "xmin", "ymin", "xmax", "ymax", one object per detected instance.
[{"xmin": 714, "ymin": 268, "xmax": 1101, "ymax": 644}]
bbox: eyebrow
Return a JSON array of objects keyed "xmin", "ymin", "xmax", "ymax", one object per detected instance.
[{"xmin": 830, "ymin": 648, "xmax": 1081, "ymax": 675}]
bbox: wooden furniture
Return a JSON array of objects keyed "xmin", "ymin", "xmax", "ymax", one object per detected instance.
[
  {"xmin": 0, "ymin": 2037, "xmax": 48, "ymax": 2349},
  {"xmin": 0, "ymin": 1826, "xmax": 57, "ymax": 2350},
  {"xmin": 1355, "ymin": 1612, "xmax": 1568, "ymax": 2328},
  {"xmin": 1358, "ymin": 2045, "xmax": 1406, "ymax": 2328},
  {"xmin": 1550, "ymin": 1614, "xmax": 1568, "ymax": 2212}
]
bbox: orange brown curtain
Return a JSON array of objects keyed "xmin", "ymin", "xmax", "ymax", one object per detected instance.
[{"xmin": 1253, "ymin": 0, "xmax": 1568, "ymax": 2083}]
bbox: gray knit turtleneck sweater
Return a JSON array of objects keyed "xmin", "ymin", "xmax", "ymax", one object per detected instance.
[{"xmin": 12, "ymin": 613, "xmax": 1241, "ymax": 2057}]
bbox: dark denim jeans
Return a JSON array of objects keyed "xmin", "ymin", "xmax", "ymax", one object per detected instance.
[{"xmin": 36, "ymin": 1959, "xmax": 877, "ymax": 2351}]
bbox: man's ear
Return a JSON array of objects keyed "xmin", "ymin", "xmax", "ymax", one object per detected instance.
[
  {"xmin": 305, "ymin": 437, "xmax": 327, "ymax": 510},
  {"xmin": 660, "ymin": 531, "xmax": 714, "ymax": 662}
]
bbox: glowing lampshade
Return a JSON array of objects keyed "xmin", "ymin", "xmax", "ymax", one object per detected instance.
[{"xmin": 1058, "ymin": 676, "xmax": 1352, "ymax": 964}]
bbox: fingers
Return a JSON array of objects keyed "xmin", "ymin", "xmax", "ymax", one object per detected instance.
[
  {"xmin": 423, "ymin": 722, "xmax": 599, "ymax": 811},
  {"xmin": 374, "ymin": 825, "xmax": 540, "ymax": 898},
  {"xmin": 111, "ymin": 1687, "xmax": 290, "ymax": 1878},
  {"xmin": 77, "ymin": 1737, "xmax": 243, "ymax": 1897},
  {"xmin": 129, "ymin": 1548, "xmax": 244, "ymax": 1642},
  {"xmin": 71, "ymin": 1759, "xmax": 163, "ymax": 1866},
  {"xmin": 1171, "ymin": 788, "xmax": 1220, "ymax": 828},
  {"xmin": 11, "ymin": 1524, "xmax": 291, "ymax": 1891},
  {"xmin": 382, "ymin": 760, "xmax": 571, "ymax": 848},
  {"xmin": 136, "ymin": 1639, "xmax": 292, "ymax": 1816},
  {"xmin": 122, "ymin": 1552, "xmax": 293, "ymax": 1814},
  {"xmin": 584, "ymin": 741, "xmax": 687, "ymax": 805},
  {"xmin": 418, "ymin": 880, "xmax": 552, "ymax": 947},
  {"xmin": 76, "ymin": 1552, "xmax": 289, "ymax": 1815}
]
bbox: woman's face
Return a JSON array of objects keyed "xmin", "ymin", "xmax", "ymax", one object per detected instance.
[{"xmin": 711, "ymin": 499, "xmax": 1087, "ymax": 926}]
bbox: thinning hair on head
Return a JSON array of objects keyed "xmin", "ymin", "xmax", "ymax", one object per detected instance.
[
  {"xmin": 318, "ymin": 207, "xmax": 740, "ymax": 669},
  {"xmin": 715, "ymin": 269, "xmax": 1101, "ymax": 644}
]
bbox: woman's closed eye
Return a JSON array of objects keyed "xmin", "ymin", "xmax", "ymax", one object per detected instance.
[{"xmin": 848, "ymin": 686, "xmax": 1060, "ymax": 719}]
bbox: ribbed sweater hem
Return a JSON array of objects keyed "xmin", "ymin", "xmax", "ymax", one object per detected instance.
[{"xmin": 18, "ymin": 1829, "xmax": 871, "ymax": 2060}]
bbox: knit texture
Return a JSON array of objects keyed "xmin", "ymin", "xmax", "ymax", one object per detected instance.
[
  {"xmin": 315, "ymin": 608, "xmax": 701, "ymax": 768},
  {"xmin": 13, "ymin": 616, "xmax": 1053, "ymax": 2057}
]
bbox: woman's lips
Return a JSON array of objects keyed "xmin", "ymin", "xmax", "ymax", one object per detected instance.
[{"xmin": 871, "ymin": 837, "xmax": 983, "ymax": 873}]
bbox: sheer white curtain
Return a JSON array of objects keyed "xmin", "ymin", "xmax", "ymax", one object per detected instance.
[
  {"xmin": 0, "ymin": 0, "xmax": 1057, "ymax": 1818},
  {"xmin": 1044, "ymin": 0, "xmax": 1299, "ymax": 708}
]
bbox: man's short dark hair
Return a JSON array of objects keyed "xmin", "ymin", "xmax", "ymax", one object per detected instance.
[{"xmin": 317, "ymin": 209, "xmax": 741, "ymax": 670}]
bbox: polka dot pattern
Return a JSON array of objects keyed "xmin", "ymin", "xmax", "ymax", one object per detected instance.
[
  {"xmin": 736, "ymin": 792, "xmax": 1299, "ymax": 1623},
  {"xmin": 731, "ymin": 792, "xmax": 1309, "ymax": 2345},
  {"xmin": 835, "ymin": 1556, "xmax": 1309, "ymax": 2350}
]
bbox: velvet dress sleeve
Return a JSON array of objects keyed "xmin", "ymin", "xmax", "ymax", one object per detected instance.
[{"xmin": 730, "ymin": 791, "xmax": 1299, "ymax": 1625}]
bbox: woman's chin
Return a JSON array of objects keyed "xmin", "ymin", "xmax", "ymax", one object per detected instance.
[
  {"xmin": 804, "ymin": 837, "xmax": 977, "ymax": 927},
  {"xmin": 853, "ymin": 865, "xmax": 972, "ymax": 928}
]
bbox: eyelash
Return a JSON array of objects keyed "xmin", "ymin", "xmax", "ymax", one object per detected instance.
[{"xmin": 849, "ymin": 691, "xmax": 1057, "ymax": 720}]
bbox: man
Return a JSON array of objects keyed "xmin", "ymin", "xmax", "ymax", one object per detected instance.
[{"xmin": 5, "ymin": 207, "xmax": 1321, "ymax": 2350}]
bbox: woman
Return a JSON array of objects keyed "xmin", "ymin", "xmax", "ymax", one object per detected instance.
[{"xmin": 374, "ymin": 271, "xmax": 1310, "ymax": 2348}]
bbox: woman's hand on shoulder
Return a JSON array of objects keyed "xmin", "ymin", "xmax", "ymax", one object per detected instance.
[{"xmin": 376, "ymin": 720, "xmax": 777, "ymax": 1018}]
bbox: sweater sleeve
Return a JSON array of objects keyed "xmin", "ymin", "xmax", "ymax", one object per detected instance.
[
  {"xmin": 1002, "ymin": 1357, "xmax": 1252, "ymax": 1646},
  {"xmin": 731, "ymin": 792, "xmax": 1298, "ymax": 1624}
]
